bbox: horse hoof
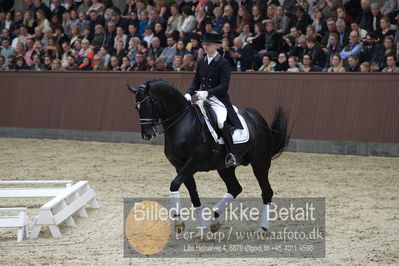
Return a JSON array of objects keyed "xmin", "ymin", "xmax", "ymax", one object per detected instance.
[
  {"xmin": 210, "ymin": 221, "xmax": 220, "ymax": 233},
  {"xmin": 195, "ymin": 233, "xmax": 206, "ymax": 241},
  {"xmin": 175, "ymin": 222, "xmax": 185, "ymax": 233},
  {"xmin": 254, "ymin": 227, "xmax": 268, "ymax": 236}
]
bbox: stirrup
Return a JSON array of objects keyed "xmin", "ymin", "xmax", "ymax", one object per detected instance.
[{"xmin": 225, "ymin": 153, "xmax": 239, "ymax": 168}]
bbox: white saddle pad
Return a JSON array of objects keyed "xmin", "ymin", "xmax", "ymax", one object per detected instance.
[{"xmin": 196, "ymin": 100, "xmax": 250, "ymax": 144}]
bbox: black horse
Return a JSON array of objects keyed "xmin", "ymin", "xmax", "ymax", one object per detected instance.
[{"xmin": 127, "ymin": 79, "xmax": 289, "ymax": 235}]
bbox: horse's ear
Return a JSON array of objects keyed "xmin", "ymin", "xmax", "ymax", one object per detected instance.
[{"xmin": 127, "ymin": 84, "xmax": 138, "ymax": 94}]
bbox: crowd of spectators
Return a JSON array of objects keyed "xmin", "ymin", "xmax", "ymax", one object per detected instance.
[{"xmin": 1, "ymin": 0, "xmax": 399, "ymax": 72}]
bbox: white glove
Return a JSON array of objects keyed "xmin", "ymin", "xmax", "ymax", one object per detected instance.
[
  {"xmin": 195, "ymin": 90, "xmax": 208, "ymax": 100},
  {"xmin": 184, "ymin": 93, "xmax": 192, "ymax": 101}
]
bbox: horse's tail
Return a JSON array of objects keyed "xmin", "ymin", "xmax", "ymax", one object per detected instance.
[{"xmin": 270, "ymin": 107, "xmax": 290, "ymax": 159}]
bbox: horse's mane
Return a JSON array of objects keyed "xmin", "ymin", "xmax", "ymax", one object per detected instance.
[{"xmin": 146, "ymin": 79, "xmax": 186, "ymax": 103}]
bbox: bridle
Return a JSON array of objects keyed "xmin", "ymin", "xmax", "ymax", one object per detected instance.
[{"xmin": 135, "ymin": 94, "xmax": 192, "ymax": 135}]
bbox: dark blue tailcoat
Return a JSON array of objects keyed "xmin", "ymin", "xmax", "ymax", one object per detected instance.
[{"xmin": 187, "ymin": 53, "xmax": 243, "ymax": 129}]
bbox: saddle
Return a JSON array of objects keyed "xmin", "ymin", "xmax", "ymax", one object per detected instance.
[{"xmin": 194, "ymin": 100, "xmax": 250, "ymax": 145}]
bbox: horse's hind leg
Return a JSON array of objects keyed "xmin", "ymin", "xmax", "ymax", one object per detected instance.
[
  {"xmin": 210, "ymin": 167, "xmax": 243, "ymax": 232},
  {"xmin": 251, "ymin": 159, "xmax": 273, "ymax": 232}
]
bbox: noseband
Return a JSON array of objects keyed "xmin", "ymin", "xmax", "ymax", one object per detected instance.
[{"xmin": 136, "ymin": 96, "xmax": 159, "ymax": 126}]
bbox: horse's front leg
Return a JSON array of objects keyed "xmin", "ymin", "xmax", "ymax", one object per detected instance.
[{"xmin": 170, "ymin": 158, "xmax": 206, "ymax": 239}]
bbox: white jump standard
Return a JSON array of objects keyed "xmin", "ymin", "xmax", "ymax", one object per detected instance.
[
  {"xmin": 0, "ymin": 208, "xmax": 29, "ymax": 242},
  {"xmin": 30, "ymin": 181, "xmax": 99, "ymax": 238}
]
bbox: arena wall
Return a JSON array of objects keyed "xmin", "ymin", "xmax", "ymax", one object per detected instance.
[{"xmin": 0, "ymin": 71, "xmax": 398, "ymax": 156}]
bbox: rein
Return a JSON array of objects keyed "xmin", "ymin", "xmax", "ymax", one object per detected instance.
[{"xmin": 137, "ymin": 96, "xmax": 192, "ymax": 135}]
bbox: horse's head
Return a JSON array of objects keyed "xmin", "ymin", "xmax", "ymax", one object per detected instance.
[{"xmin": 127, "ymin": 83, "xmax": 158, "ymax": 141}]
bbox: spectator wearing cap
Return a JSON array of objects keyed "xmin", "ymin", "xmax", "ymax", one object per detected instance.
[
  {"xmin": 158, "ymin": 34, "xmax": 176, "ymax": 65},
  {"xmin": 182, "ymin": 53, "xmax": 196, "ymax": 71},
  {"xmin": 0, "ymin": 38, "xmax": 15, "ymax": 65},
  {"xmin": 231, "ymin": 37, "xmax": 255, "ymax": 71},
  {"xmin": 382, "ymin": 54, "xmax": 399, "ymax": 72},
  {"xmin": 289, "ymin": 6, "xmax": 312, "ymax": 35},
  {"xmin": 346, "ymin": 55, "xmax": 360, "ymax": 72},
  {"xmin": 340, "ymin": 30, "xmax": 361, "ymax": 62},
  {"xmin": 148, "ymin": 36, "xmax": 163, "ymax": 59}
]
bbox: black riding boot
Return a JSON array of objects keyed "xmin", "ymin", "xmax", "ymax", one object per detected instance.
[{"xmin": 221, "ymin": 122, "xmax": 239, "ymax": 168}]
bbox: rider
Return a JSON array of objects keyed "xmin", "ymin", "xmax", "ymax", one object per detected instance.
[{"xmin": 184, "ymin": 32, "xmax": 243, "ymax": 168}]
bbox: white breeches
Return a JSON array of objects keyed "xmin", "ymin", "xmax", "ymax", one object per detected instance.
[{"xmin": 207, "ymin": 96, "xmax": 227, "ymax": 129}]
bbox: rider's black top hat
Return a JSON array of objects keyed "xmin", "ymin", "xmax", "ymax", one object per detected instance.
[{"xmin": 201, "ymin": 32, "xmax": 222, "ymax": 44}]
